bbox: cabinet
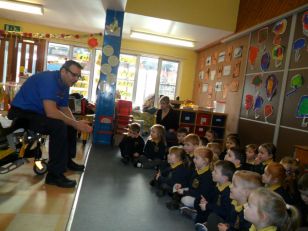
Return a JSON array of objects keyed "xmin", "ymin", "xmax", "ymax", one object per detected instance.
[
  {"xmin": 294, "ymin": 145, "xmax": 308, "ymax": 168},
  {"xmin": 177, "ymin": 109, "xmax": 227, "ymax": 142}
]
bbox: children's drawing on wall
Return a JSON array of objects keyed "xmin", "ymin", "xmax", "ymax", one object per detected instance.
[
  {"xmin": 223, "ymin": 84, "xmax": 228, "ymax": 99},
  {"xmin": 233, "ymin": 60, "xmax": 241, "ymax": 78},
  {"xmin": 264, "ymin": 104, "xmax": 273, "ymax": 123},
  {"xmin": 199, "ymin": 71, "xmax": 204, "ymax": 80},
  {"xmin": 254, "ymin": 95, "xmax": 264, "ymax": 119},
  {"xmin": 251, "ymin": 74, "xmax": 263, "ymax": 93},
  {"xmin": 286, "ymin": 74, "xmax": 304, "ymax": 96},
  {"xmin": 272, "ymin": 45, "xmax": 284, "ymax": 67},
  {"xmin": 218, "ymin": 51, "xmax": 225, "ymax": 63},
  {"xmin": 215, "ymin": 82, "xmax": 223, "ymax": 92},
  {"xmin": 248, "ymin": 46, "xmax": 259, "ymax": 69},
  {"xmin": 223, "ymin": 65, "xmax": 231, "ymax": 76},
  {"xmin": 210, "ymin": 70, "xmax": 216, "ymax": 80},
  {"xmin": 226, "ymin": 46, "xmax": 233, "ymax": 63},
  {"xmin": 260, "ymin": 50, "xmax": 270, "ymax": 71},
  {"xmin": 245, "ymin": 94, "xmax": 254, "ymax": 116},
  {"xmin": 272, "ymin": 18, "xmax": 287, "ymax": 46},
  {"xmin": 265, "ymin": 74, "xmax": 278, "ymax": 101},
  {"xmin": 202, "ymin": 83, "xmax": 208, "ymax": 93},
  {"xmin": 293, "ymin": 38, "xmax": 306, "ymax": 62},
  {"xmin": 206, "ymin": 56, "xmax": 212, "ymax": 66},
  {"xmin": 296, "ymin": 95, "xmax": 308, "ymax": 127},
  {"xmin": 302, "ymin": 11, "xmax": 308, "ymax": 37},
  {"xmin": 233, "ymin": 46, "xmax": 243, "ymax": 58},
  {"xmin": 212, "ymin": 52, "xmax": 218, "ymax": 65},
  {"xmin": 230, "ymin": 79, "xmax": 239, "ymax": 92}
]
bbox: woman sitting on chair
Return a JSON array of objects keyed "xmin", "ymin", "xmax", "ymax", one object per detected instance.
[{"xmin": 156, "ymin": 96, "xmax": 179, "ymax": 147}]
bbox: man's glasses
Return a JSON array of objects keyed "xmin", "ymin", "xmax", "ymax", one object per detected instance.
[{"xmin": 65, "ymin": 68, "xmax": 82, "ymax": 79}]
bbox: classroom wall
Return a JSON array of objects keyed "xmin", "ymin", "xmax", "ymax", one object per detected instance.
[{"xmin": 0, "ymin": 18, "xmax": 197, "ymax": 101}]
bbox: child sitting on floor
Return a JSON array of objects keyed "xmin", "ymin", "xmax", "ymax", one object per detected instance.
[
  {"xmin": 136, "ymin": 124, "xmax": 167, "ymax": 169},
  {"xmin": 176, "ymin": 127, "xmax": 189, "ymax": 146},
  {"xmin": 195, "ymin": 160, "xmax": 236, "ymax": 231},
  {"xmin": 244, "ymin": 187, "xmax": 300, "ymax": 231},
  {"xmin": 217, "ymin": 170, "xmax": 263, "ymax": 231},
  {"xmin": 252, "ymin": 143, "xmax": 276, "ymax": 174},
  {"xmin": 119, "ymin": 122, "xmax": 145, "ymax": 165}
]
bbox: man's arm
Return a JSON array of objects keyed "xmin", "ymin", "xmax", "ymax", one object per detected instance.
[{"xmin": 43, "ymin": 100, "xmax": 92, "ymax": 133}]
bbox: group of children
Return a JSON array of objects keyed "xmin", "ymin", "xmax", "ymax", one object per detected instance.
[{"xmin": 119, "ymin": 123, "xmax": 308, "ymax": 231}]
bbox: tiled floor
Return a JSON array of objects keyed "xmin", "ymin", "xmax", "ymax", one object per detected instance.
[{"xmin": 0, "ymin": 140, "xmax": 90, "ymax": 231}]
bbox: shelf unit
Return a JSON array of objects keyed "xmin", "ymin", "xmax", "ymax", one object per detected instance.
[{"xmin": 176, "ymin": 109, "xmax": 227, "ymax": 142}]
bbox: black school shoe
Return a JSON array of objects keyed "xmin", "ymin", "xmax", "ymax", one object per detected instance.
[
  {"xmin": 67, "ymin": 160, "xmax": 85, "ymax": 171},
  {"xmin": 45, "ymin": 173, "xmax": 77, "ymax": 188}
]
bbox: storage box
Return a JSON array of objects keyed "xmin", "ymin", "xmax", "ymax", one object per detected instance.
[
  {"xmin": 180, "ymin": 111, "xmax": 196, "ymax": 124},
  {"xmin": 212, "ymin": 114, "xmax": 226, "ymax": 127},
  {"xmin": 196, "ymin": 113, "xmax": 211, "ymax": 126}
]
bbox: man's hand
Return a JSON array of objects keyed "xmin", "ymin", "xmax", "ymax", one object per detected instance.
[{"xmin": 76, "ymin": 120, "xmax": 93, "ymax": 133}]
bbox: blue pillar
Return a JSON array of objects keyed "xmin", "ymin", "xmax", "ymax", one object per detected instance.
[{"xmin": 93, "ymin": 9, "xmax": 124, "ymax": 144}]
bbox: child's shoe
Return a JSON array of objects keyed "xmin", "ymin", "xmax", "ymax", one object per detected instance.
[
  {"xmin": 195, "ymin": 222, "xmax": 208, "ymax": 231},
  {"xmin": 180, "ymin": 206, "xmax": 197, "ymax": 220}
]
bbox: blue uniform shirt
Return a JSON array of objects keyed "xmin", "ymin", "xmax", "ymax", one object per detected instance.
[{"xmin": 12, "ymin": 71, "xmax": 69, "ymax": 115}]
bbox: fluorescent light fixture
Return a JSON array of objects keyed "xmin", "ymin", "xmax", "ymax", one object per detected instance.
[
  {"xmin": 130, "ymin": 31, "xmax": 194, "ymax": 48},
  {"xmin": 0, "ymin": 0, "xmax": 44, "ymax": 15}
]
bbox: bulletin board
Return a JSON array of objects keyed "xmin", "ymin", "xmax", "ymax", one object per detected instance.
[{"xmin": 240, "ymin": 16, "xmax": 292, "ymax": 124}]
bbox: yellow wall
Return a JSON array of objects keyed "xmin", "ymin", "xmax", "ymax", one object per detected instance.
[
  {"xmin": 0, "ymin": 18, "xmax": 197, "ymax": 100},
  {"xmin": 126, "ymin": 0, "xmax": 240, "ymax": 31}
]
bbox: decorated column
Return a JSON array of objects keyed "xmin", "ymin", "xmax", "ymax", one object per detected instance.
[{"xmin": 93, "ymin": 10, "xmax": 124, "ymax": 144}]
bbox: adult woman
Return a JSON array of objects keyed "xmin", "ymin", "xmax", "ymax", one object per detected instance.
[{"xmin": 156, "ymin": 96, "xmax": 179, "ymax": 146}]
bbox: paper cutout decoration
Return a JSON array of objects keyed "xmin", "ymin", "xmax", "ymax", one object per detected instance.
[
  {"xmin": 296, "ymin": 95, "xmax": 308, "ymax": 127},
  {"xmin": 223, "ymin": 65, "xmax": 231, "ymax": 76},
  {"xmin": 265, "ymin": 74, "xmax": 278, "ymax": 101},
  {"xmin": 273, "ymin": 35, "xmax": 282, "ymax": 45},
  {"xmin": 245, "ymin": 94, "xmax": 254, "ymax": 116},
  {"xmin": 264, "ymin": 104, "xmax": 273, "ymax": 123},
  {"xmin": 205, "ymin": 68, "xmax": 210, "ymax": 81},
  {"xmin": 217, "ymin": 66, "xmax": 223, "ymax": 79},
  {"xmin": 233, "ymin": 60, "xmax": 241, "ymax": 78},
  {"xmin": 251, "ymin": 75, "xmax": 262, "ymax": 88},
  {"xmin": 272, "ymin": 45, "xmax": 284, "ymax": 67},
  {"xmin": 293, "ymin": 38, "xmax": 306, "ymax": 62},
  {"xmin": 272, "ymin": 19, "xmax": 287, "ymax": 35},
  {"xmin": 254, "ymin": 95, "xmax": 264, "ymax": 119},
  {"xmin": 233, "ymin": 46, "xmax": 243, "ymax": 58},
  {"xmin": 258, "ymin": 27, "xmax": 268, "ymax": 43},
  {"xmin": 206, "ymin": 56, "xmax": 211, "ymax": 66},
  {"xmin": 208, "ymin": 85, "xmax": 213, "ymax": 99},
  {"xmin": 249, "ymin": 46, "xmax": 259, "ymax": 68},
  {"xmin": 218, "ymin": 51, "xmax": 225, "ymax": 63},
  {"xmin": 302, "ymin": 11, "xmax": 308, "ymax": 37},
  {"xmin": 286, "ymin": 74, "xmax": 304, "ymax": 96},
  {"xmin": 261, "ymin": 51, "xmax": 270, "ymax": 71},
  {"xmin": 223, "ymin": 84, "xmax": 228, "ymax": 99}
]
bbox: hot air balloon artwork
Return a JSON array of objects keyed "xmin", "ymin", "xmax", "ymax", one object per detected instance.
[
  {"xmin": 293, "ymin": 38, "xmax": 306, "ymax": 62},
  {"xmin": 296, "ymin": 95, "xmax": 308, "ymax": 127},
  {"xmin": 286, "ymin": 74, "xmax": 304, "ymax": 96},
  {"xmin": 254, "ymin": 95, "xmax": 264, "ymax": 119},
  {"xmin": 264, "ymin": 104, "xmax": 273, "ymax": 123},
  {"xmin": 265, "ymin": 74, "xmax": 278, "ymax": 101},
  {"xmin": 245, "ymin": 94, "xmax": 254, "ymax": 117}
]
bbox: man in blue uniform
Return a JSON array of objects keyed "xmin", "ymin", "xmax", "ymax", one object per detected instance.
[{"xmin": 8, "ymin": 60, "xmax": 92, "ymax": 188}]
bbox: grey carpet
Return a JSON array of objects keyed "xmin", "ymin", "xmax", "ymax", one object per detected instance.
[{"xmin": 70, "ymin": 145, "xmax": 194, "ymax": 231}]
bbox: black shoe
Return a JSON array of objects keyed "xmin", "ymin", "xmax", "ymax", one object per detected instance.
[
  {"xmin": 121, "ymin": 157, "xmax": 129, "ymax": 165},
  {"xmin": 166, "ymin": 201, "xmax": 180, "ymax": 210},
  {"xmin": 45, "ymin": 173, "xmax": 77, "ymax": 188},
  {"xmin": 67, "ymin": 160, "xmax": 85, "ymax": 172},
  {"xmin": 156, "ymin": 189, "xmax": 166, "ymax": 197}
]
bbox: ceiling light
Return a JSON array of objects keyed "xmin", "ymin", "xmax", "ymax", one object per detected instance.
[
  {"xmin": 130, "ymin": 31, "xmax": 194, "ymax": 48},
  {"xmin": 0, "ymin": 0, "xmax": 44, "ymax": 15}
]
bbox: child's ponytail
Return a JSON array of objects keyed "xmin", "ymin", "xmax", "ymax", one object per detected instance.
[{"xmin": 281, "ymin": 204, "xmax": 301, "ymax": 231}]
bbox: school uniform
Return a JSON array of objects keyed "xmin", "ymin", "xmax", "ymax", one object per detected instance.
[
  {"xmin": 227, "ymin": 200, "xmax": 252, "ymax": 231},
  {"xmin": 195, "ymin": 182, "xmax": 233, "ymax": 224},
  {"xmin": 249, "ymin": 225, "xmax": 277, "ymax": 231},
  {"xmin": 119, "ymin": 135, "xmax": 145, "ymax": 161},
  {"xmin": 267, "ymin": 183, "xmax": 293, "ymax": 205},
  {"xmin": 157, "ymin": 161, "xmax": 190, "ymax": 193},
  {"xmin": 250, "ymin": 158, "xmax": 274, "ymax": 175},
  {"xmin": 137, "ymin": 139, "xmax": 167, "ymax": 169}
]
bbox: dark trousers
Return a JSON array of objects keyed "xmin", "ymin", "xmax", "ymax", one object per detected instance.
[{"xmin": 8, "ymin": 106, "xmax": 77, "ymax": 175}]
